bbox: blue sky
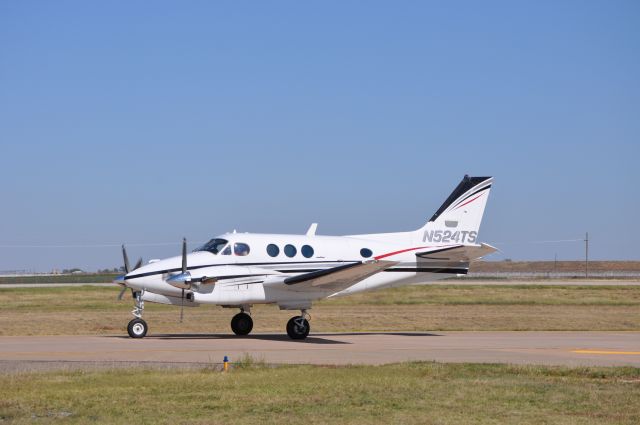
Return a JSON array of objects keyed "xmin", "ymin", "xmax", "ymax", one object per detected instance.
[{"xmin": 1, "ymin": 1, "xmax": 638, "ymax": 271}]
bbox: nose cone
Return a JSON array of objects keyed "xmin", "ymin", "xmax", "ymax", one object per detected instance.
[{"xmin": 113, "ymin": 274, "xmax": 127, "ymax": 285}]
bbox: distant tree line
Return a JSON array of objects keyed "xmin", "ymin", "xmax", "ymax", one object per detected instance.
[
  {"xmin": 61, "ymin": 268, "xmax": 84, "ymax": 274},
  {"xmin": 97, "ymin": 267, "xmax": 125, "ymax": 274},
  {"xmin": 58, "ymin": 267, "xmax": 124, "ymax": 274}
]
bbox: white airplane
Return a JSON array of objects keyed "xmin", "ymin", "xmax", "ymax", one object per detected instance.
[{"xmin": 115, "ymin": 175, "xmax": 496, "ymax": 339}]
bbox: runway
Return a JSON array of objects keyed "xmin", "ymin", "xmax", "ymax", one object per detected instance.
[{"xmin": 1, "ymin": 331, "xmax": 639, "ymax": 372}]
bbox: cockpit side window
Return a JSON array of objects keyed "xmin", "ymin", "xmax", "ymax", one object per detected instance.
[{"xmin": 195, "ymin": 238, "xmax": 229, "ymax": 255}]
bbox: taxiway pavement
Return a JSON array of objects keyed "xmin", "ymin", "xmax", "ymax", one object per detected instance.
[{"xmin": 0, "ymin": 331, "xmax": 638, "ymax": 372}]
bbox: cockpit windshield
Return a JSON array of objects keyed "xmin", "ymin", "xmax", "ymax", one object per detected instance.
[{"xmin": 194, "ymin": 238, "xmax": 229, "ymax": 255}]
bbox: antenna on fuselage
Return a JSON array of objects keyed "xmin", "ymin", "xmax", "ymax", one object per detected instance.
[{"xmin": 306, "ymin": 223, "xmax": 318, "ymax": 236}]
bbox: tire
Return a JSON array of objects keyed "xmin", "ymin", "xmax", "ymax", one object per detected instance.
[
  {"xmin": 231, "ymin": 312, "xmax": 253, "ymax": 336},
  {"xmin": 286, "ymin": 316, "xmax": 310, "ymax": 340},
  {"xmin": 127, "ymin": 318, "xmax": 148, "ymax": 339}
]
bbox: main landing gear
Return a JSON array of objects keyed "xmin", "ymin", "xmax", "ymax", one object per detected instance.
[
  {"xmin": 286, "ymin": 310, "xmax": 310, "ymax": 340},
  {"xmin": 228, "ymin": 307, "xmax": 311, "ymax": 340},
  {"xmin": 230, "ymin": 307, "xmax": 253, "ymax": 335},
  {"xmin": 127, "ymin": 291, "xmax": 148, "ymax": 339}
]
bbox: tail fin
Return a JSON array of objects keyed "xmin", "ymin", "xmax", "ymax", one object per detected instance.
[{"xmin": 419, "ymin": 175, "xmax": 493, "ymax": 245}]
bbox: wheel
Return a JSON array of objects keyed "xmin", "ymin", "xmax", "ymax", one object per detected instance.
[
  {"xmin": 127, "ymin": 318, "xmax": 148, "ymax": 339},
  {"xmin": 230, "ymin": 312, "xmax": 253, "ymax": 336},
  {"xmin": 286, "ymin": 316, "xmax": 310, "ymax": 340}
]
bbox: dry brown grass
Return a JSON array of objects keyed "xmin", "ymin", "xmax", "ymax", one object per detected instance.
[
  {"xmin": 0, "ymin": 284, "xmax": 639, "ymax": 336},
  {"xmin": 471, "ymin": 260, "xmax": 640, "ymax": 273}
]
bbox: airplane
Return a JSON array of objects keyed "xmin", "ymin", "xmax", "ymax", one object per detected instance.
[{"xmin": 115, "ymin": 175, "xmax": 496, "ymax": 339}]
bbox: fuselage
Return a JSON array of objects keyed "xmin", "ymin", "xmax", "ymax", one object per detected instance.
[{"xmin": 122, "ymin": 231, "xmax": 466, "ymax": 309}]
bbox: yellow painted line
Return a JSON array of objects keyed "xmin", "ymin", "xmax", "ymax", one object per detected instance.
[{"xmin": 572, "ymin": 350, "xmax": 640, "ymax": 355}]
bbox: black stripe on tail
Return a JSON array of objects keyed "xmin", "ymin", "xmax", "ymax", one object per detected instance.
[{"xmin": 428, "ymin": 175, "xmax": 492, "ymax": 222}]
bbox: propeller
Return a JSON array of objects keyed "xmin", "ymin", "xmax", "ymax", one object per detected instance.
[
  {"xmin": 122, "ymin": 244, "xmax": 130, "ymax": 274},
  {"xmin": 121, "ymin": 244, "xmax": 143, "ymax": 274},
  {"xmin": 117, "ymin": 286, "xmax": 128, "ymax": 301},
  {"xmin": 165, "ymin": 238, "xmax": 191, "ymax": 322},
  {"xmin": 180, "ymin": 238, "xmax": 187, "ymax": 322},
  {"xmin": 133, "ymin": 257, "xmax": 143, "ymax": 271},
  {"xmin": 166, "ymin": 239, "xmax": 219, "ymax": 321},
  {"xmin": 116, "ymin": 244, "xmax": 142, "ymax": 300}
]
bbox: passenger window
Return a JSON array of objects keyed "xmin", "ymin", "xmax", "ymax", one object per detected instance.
[
  {"xmin": 222, "ymin": 245, "xmax": 231, "ymax": 255},
  {"xmin": 360, "ymin": 248, "xmax": 373, "ymax": 258},
  {"xmin": 284, "ymin": 244, "xmax": 297, "ymax": 258},
  {"xmin": 301, "ymin": 245, "xmax": 314, "ymax": 258},
  {"xmin": 267, "ymin": 244, "xmax": 280, "ymax": 257},
  {"xmin": 234, "ymin": 243, "xmax": 250, "ymax": 256}
]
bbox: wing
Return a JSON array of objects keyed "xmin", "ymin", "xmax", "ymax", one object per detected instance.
[
  {"xmin": 264, "ymin": 260, "xmax": 398, "ymax": 292},
  {"xmin": 415, "ymin": 243, "xmax": 497, "ymax": 261}
]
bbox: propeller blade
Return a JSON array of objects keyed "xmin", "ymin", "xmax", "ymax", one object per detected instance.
[
  {"xmin": 133, "ymin": 257, "xmax": 143, "ymax": 271},
  {"xmin": 181, "ymin": 238, "xmax": 187, "ymax": 275},
  {"xmin": 122, "ymin": 244, "xmax": 131, "ymax": 274},
  {"xmin": 169, "ymin": 240, "xmax": 191, "ymax": 290},
  {"xmin": 117, "ymin": 286, "xmax": 127, "ymax": 301},
  {"xmin": 180, "ymin": 288, "xmax": 185, "ymax": 323}
]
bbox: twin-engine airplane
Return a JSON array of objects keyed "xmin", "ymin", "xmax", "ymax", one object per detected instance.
[{"xmin": 115, "ymin": 175, "xmax": 496, "ymax": 339}]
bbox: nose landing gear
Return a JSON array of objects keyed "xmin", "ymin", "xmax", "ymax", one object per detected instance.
[
  {"xmin": 286, "ymin": 310, "xmax": 310, "ymax": 340},
  {"xmin": 127, "ymin": 291, "xmax": 148, "ymax": 338},
  {"xmin": 127, "ymin": 318, "xmax": 148, "ymax": 338}
]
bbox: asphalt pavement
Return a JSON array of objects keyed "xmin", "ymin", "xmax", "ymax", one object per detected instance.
[{"xmin": 1, "ymin": 331, "xmax": 638, "ymax": 372}]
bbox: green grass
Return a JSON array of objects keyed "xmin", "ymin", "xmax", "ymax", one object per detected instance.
[{"xmin": 1, "ymin": 362, "xmax": 639, "ymax": 424}]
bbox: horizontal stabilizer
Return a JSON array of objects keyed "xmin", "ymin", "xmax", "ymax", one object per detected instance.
[{"xmin": 415, "ymin": 243, "xmax": 497, "ymax": 261}]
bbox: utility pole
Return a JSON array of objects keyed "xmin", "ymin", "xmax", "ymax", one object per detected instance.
[{"xmin": 585, "ymin": 232, "xmax": 589, "ymax": 278}]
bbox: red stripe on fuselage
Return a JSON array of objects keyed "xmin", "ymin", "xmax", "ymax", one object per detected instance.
[{"xmin": 374, "ymin": 245, "xmax": 457, "ymax": 260}]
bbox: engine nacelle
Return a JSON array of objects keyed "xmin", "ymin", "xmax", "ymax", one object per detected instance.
[{"xmin": 167, "ymin": 272, "xmax": 192, "ymax": 289}]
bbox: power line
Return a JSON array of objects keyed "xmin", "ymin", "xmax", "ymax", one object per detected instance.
[{"xmin": 491, "ymin": 238, "xmax": 584, "ymax": 245}]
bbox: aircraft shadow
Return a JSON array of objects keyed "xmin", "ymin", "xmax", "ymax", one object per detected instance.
[
  {"xmin": 106, "ymin": 333, "xmax": 349, "ymax": 344},
  {"xmin": 314, "ymin": 332, "xmax": 442, "ymax": 337},
  {"xmin": 105, "ymin": 331, "xmax": 441, "ymax": 343}
]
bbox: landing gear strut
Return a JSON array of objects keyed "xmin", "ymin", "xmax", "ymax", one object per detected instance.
[
  {"xmin": 286, "ymin": 310, "xmax": 310, "ymax": 340},
  {"xmin": 127, "ymin": 291, "xmax": 148, "ymax": 338},
  {"xmin": 231, "ymin": 307, "xmax": 253, "ymax": 336}
]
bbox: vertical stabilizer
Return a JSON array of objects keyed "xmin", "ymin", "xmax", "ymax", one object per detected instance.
[{"xmin": 419, "ymin": 175, "xmax": 493, "ymax": 244}]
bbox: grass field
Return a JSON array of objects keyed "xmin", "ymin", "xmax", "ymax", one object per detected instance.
[
  {"xmin": 2, "ymin": 285, "xmax": 639, "ymax": 424},
  {"xmin": 1, "ymin": 362, "xmax": 639, "ymax": 424},
  {"xmin": 0, "ymin": 284, "xmax": 639, "ymax": 335}
]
